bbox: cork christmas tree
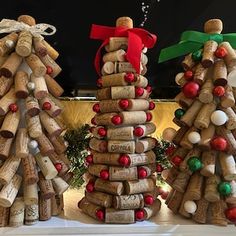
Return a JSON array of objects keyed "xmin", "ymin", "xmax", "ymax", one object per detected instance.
[
  {"xmin": 159, "ymin": 19, "xmax": 236, "ymax": 226},
  {"xmin": 78, "ymin": 16, "xmax": 161, "ymax": 223},
  {"xmin": 0, "ymin": 15, "xmax": 72, "ymax": 226}
]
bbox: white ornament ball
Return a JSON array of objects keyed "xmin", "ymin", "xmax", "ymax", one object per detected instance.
[
  {"xmin": 27, "ymin": 82, "xmax": 35, "ymax": 91},
  {"xmin": 28, "ymin": 140, "xmax": 38, "ymax": 149},
  {"xmin": 162, "ymin": 127, "xmax": 177, "ymax": 142},
  {"xmin": 175, "ymin": 72, "xmax": 184, "ymax": 85},
  {"xmin": 188, "ymin": 131, "xmax": 201, "ymax": 144},
  {"xmin": 227, "ymin": 69, "xmax": 236, "ymax": 87},
  {"xmin": 184, "ymin": 200, "xmax": 197, "ymax": 214},
  {"xmin": 210, "ymin": 110, "xmax": 228, "ymax": 126}
]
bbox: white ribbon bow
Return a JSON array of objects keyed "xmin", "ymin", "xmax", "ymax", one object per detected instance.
[{"xmin": 0, "ymin": 19, "xmax": 56, "ymax": 38}]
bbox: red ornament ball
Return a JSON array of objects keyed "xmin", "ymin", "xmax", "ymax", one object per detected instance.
[
  {"xmin": 157, "ymin": 186, "xmax": 164, "ymax": 195},
  {"xmin": 149, "ymin": 101, "xmax": 155, "ymax": 110},
  {"xmin": 54, "ymin": 163, "xmax": 62, "ymax": 172},
  {"xmin": 119, "ymin": 99, "xmax": 129, "ymax": 109},
  {"xmin": 211, "ymin": 136, "xmax": 228, "ymax": 151},
  {"xmin": 86, "ymin": 182, "xmax": 94, "ymax": 192},
  {"xmin": 111, "ymin": 115, "xmax": 122, "ymax": 125},
  {"xmin": 42, "ymin": 102, "xmax": 52, "ymax": 110},
  {"xmin": 46, "ymin": 65, "xmax": 53, "ymax": 75},
  {"xmin": 134, "ymin": 127, "xmax": 144, "ymax": 137},
  {"xmin": 146, "ymin": 112, "xmax": 152, "ymax": 122},
  {"xmin": 184, "ymin": 70, "xmax": 193, "ymax": 80},
  {"xmin": 138, "ymin": 167, "xmax": 147, "ymax": 179},
  {"xmin": 214, "ymin": 47, "xmax": 228, "ymax": 58},
  {"xmin": 182, "ymin": 82, "xmax": 200, "ymax": 98},
  {"xmin": 171, "ymin": 155, "xmax": 183, "ymax": 166},
  {"xmin": 98, "ymin": 127, "xmax": 107, "ymax": 137},
  {"xmin": 145, "ymin": 85, "xmax": 152, "ymax": 93},
  {"xmin": 100, "ymin": 170, "xmax": 109, "ymax": 180},
  {"xmin": 96, "ymin": 78, "xmax": 102, "ymax": 88},
  {"xmin": 161, "ymin": 191, "xmax": 169, "ymax": 200},
  {"xmin": 95, "ymin": 209, "xmax": 105, "ymax": 221},
  {"xmin": 124, "ymin": 73, "xmax": 135, "ymax": 83},
  {"xmin": 156, "ymin": 164, "xmax": 163, "ymax": 173},
  {"xmin": 91, "ymin": 117, "xmax": 97, "ymax": 125},
  {"xmin": 9, "ymin": 103, "xmax": 18, "ymax": 112},
  {"xmin": 118, "ymin": 155, "xmax": 130, "ymax": 167},
  {"xmin": 85, "ymin": 155, "xmax": 93, "ymax": 165},
  {"xmin": 165, "ymin": 145, "xmax": 176, "ymax": 155},
  {"xmin": 135, "ymin": 87, "xmax": 144, "ymax": 97},
  {"xmin": 213, "ymin": 86, "xmax": 225, "ymax": 97},
  {"xmin": 144, "ymin": 195, "xmax": 154, "ymax": 205},
  {"xmin": 225, "ymin": 207, "xmax": 236, "ymax": 223},
  {"xmin": 135, "ymin": 209, "xmax": 145, "ymax": 221},
  {"xmin": 92, "ymin": 103, "xmax": 100, "ymax": 113}
]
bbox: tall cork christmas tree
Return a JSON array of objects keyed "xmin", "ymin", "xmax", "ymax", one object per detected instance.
[
  {"xmin": 159, "ymin": 19, "xmax": 236, "ymax": 226},
  {"xmin": 0, "ymin": 15, "xmax": 72, "ymax": 226},
  {"xmin": 78, "ymin": 16, "xmax": 161, "ymax": 223}
]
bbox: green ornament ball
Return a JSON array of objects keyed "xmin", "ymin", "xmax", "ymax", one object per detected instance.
[
  {"xmin": 218, "ymin": 182, "xmax": 232, "ymax": 196},
  {"xmin": 187, "ymin": 156, "xmax": 202, "ymax": 172},
  {"xmin": 192, "ymin": 50, "xmax": 202, "ymax": 61},
  {"xmin": 174, "ymin": 108, "xmax": 185, "ymax": 119}
]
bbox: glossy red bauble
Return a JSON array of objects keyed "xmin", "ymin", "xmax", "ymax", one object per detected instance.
[
  {"xmin": 184, "ymin": 70, "xmax": 193, "ymax": 80},
  {"xmin": 91, "ymin": 117, "xmax": 97, "ymax": 125},
  {"xmin": 225, "ymin": 207, "xmax": 236, "ymax": 223},
  {"xmin": 85, "ymin": 155, "xmax": 93, "ymax": 165},
  {"xmin": 46, "ymin": 65, "xmax": 53, "ymax": 75},
  {"xmin": 119, "ymin": 99, "xmax": 129, "ymax": 109},
  {"xmin": 54, "ymin": 163, "xmax": 62, "ymax": 172},
  {"xmin": 111, "ymin": 115, "xmax": 122, "ymax": 125},
  {"xmin": 9, "ymin": 103, "xmax": 18, "ymax": 112},
  {"xmin": 96, "ymin": 209, "xmax": 105, "ymax": 221},
  {"xmin": 124, "ymin": 73, "xmax": 135, "ymax": 83},
  {"xmin": 86, "ymin": 182, "xmax": 94, "ymax": 192},
  {"xmin": 118, "ymin": 155, "xmax": 130, "ymax": 167},
  {"xmin": 211, "ymin": 136, "xmax": 228, "ymax": 151},
  {"xmin": 213, "ymin": 86, "xmax": 225, "ymax": 97},
  {"xmin": 161, "ymin": 191, "xmax": 169, "ymax": 200},
  {"xmin": 96, "ymin": 78, "xmax": 103, "ymax": 87},
  {"xmin": 156, "ymin": 164, "xmax": 163, "ymax": 173},
  {"xmin": 146, "ymin": 112, "xmax": 152, "ymax": 122},
  {"xmin": 214, "ymin": 47, "xmax": 228, "ymax": 58},
  {"xmin": 144, "ymin": 195, "xmax": 154, "ymax": 205},
  {"xmin": 135, "ymin": 209, "xmax": 145, "ymax": 221},
  {"xmin": 134, "ymin": 127, "xmax": 144, "ymax": 137},
  {"xmin": 135, "ymin": 87, "xmax": 144, "ymax": 97},
  {"xmin": 165, "ymin": 145, "xmax": 176, "ymax": 155},
  {"xmin": 138, "ymin": 167, "xmax": 147, "ymax": 179},
  {"xmin": 171, "ymin": 155, "xmax": 183, "ymax": 166},
  {"xmin": 100, "ymin": 170, "xmax": 109, "ymax": 180},
  {"xmin": 92, "ymin": 103, "xmax": 100, "ymax": 113},
  {"xmin": 149, "ymin": 101, "xmax": 155, "ymax": 110},
  {"xmin": 145, "ymin": 85, "xmax": 152, "ymax": 93},
  {"xmin": 182, "ymin": 82, "xmax": 200, "ymax": 98},
  {"xmin": 42, "ymin": 102, "xmax": 52, "ymax": 110},
  {"xmin": 98, "ymin": 127, "xmax": 107, "ymax": 137}
]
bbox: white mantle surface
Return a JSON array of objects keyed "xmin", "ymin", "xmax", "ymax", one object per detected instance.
[{"xmin": 0, "ymin": 188, "xmax": 235, "ymax": 236}]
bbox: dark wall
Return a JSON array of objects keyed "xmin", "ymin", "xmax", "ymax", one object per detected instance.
[{"xmin": 1, "ymin": 0, "xmax": 236, "ymax": 98}]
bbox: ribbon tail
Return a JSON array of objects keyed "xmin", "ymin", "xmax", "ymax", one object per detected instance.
[
  {"xmin": 90, "ymin": 24, "xmax": 115, "ymax": 40},
  {"xmin": 158, "ymin": 41, "xmax": 203, "ymax": 63}
]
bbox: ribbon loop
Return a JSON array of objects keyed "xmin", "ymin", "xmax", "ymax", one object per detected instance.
[{"xmin": 209, "ymin": 34, "xmax": 223, "ymax": 43}]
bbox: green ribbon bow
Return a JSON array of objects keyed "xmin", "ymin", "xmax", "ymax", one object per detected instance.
[{"xmin": 158, "ymin": 30, "xmax": 236, "ymax": 63}]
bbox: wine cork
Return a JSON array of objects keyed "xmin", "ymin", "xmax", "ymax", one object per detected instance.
[
  {"xmin": 135, "ymin": 137, "xmax": 156, "ymax": 153},
  {"xmin": 16, "ymin": 30, "xmax": 32, "ymax": 57},
  {"xmin": 25, "ymin": 53, "xmax": 46, "ymax": 77},
  {"xmin": 181, "ymin": 53, "xmax": 196, "ymax": 71},
  {"xmin": 213, "ymin": 60, "xmax": 227, "ymax": 86},
  {"xmin": 48, "ymin": 135, "xmax": 67, "ymax": 154},
  {"xmin": 94, "ymin": 179, "xmax": 124, "ymax": 195},
  {"xmin": 0, "ymin": 76, "xmax": 13, "ymax": 98},
  {"xmin": 115, "ymin": 62, "xmax": 142, "ymax": 74},
  {"xmin": 192, "ymin": 198, "xmax": 209, "ymax": 223},
  {"xmin": 39, "ymin": 111, "xmax": 62, "ymax": 137},
  {"xmin": 38, "ymin": 172, "xmax": 55, "ymax": 199},
  {"xmin": 165, "ymin": 167, "xmax": 180, "ymax": 186},
  {"xmin": 101, "ymin": 73, "xmax": 128, "ymax": 87},
  {"xmin": 178, "ymin": 194, "xmax": 191, "ymax": 218},
  {"xmin": 51, "ymin": 176, "xmax": 69, "ymax": 195},
  {"xmin": 172, "ymin": 126, "xmax": 189, "ymax": 146},
  {"xmin": 223, "ymin": 107, "xmax": 236, "ymax": 130},
  {"xmin": 226, "ymin": 180, "xmax": 236, "ymax": 204},
  {"xmin": 0, "ymin": 174, "xmax": 22, "ymax": 207},
  {"xmin": 35, "ymin": 152, "xmax": 58, "ymax": 179},
  {"xmin": 39, "ymin": 194, "xmax": 51, "ymax": 221},
  {"xmin": 42, "ymin": 40, "xmax": 59, "ymax": 60},
  {"xmin": 194, "ymin": 101, "xmax": 216, "ymax": 129},
  {"xmin": 105, "ymin": 208, "xmax": 135, "ymax": 224},
  {"xmin": 109, "ymin": 166, "xmax": 138, "ymax": 181},
  {"xmin": 193, "ymin": 63, "xmax": 208, "ymax": 85},
  {"xmin": 111, "ymin": 86, "xmax": 135, "ymax": 99},
  {"xmin": 0, "ymin": 52, "xmax": 22, "ymax": 78},
  {"xmin": 0, "ymin": 206, "xmax": 9, "ymax": 226},
  {"xmin": 221, "ymin": 85, "xmax": 235, "ymax": 108},
  {"xmin": 0, "ymin": 135, "xmax": 13, "ymax": 159},
  {"xmin": 39, "ymin": 96, "xmax": 62, "ymax": 117},
  {"xmin": 201, "ymin": 40, "xmax": 218, "ymax": 68},
  {"xmin": 198, "ymin": 124, "xmax": 215, "ymax": 151},
  {"xmin": 24, "ymin": 204, "xmax": 39, "ymax": 225},
  {"xmin": 209, "ymin": 200, "xmax": 228, "ymax": 226},
  {"xmin": 185, "ymin": 173, "xmax": 203, "ymax": 200},
  {"xmin": 78, "ymin": 197, "xmax": 104, "ymax": 221},
  {"xmin": 15, "ymin": 128, "xmax": 29, "ymax": 158},
  {"xmin": 143, "ymin": 199, "xmax": 161, "ymax": 219},
  {"xmin": 106, "ymin": 126, "xmax": 134, "ymax": 140},
  {"xmin": 204, "ymin": 175, "xmax": 220, "ymax": 202},
  {"xmin": 26, "ymin": 114, "xmax": 43, "ymax": 139},
  {"xmin": 33, "ymin": 37, "xmax": 47, "ymax": 57},
  {"xmin": 9, "ymin": 197, "xmax": 25, "ymax": 227},
  {"xmin": 94, "ymin": 112, "xmax": 116, "ymax": 126},
  {"xmin": 116, "ymin": 16, "xmax": 133, "ymax": 28},
  {"xmin": 17, "ymin": 14, "xmax": 35, "ymax": 25},
  {"xmin": 170, "ymin": 147, "xmax": 188, "ymax": 162},
  {"xmin": 199, "ymin": 78, "xmax": 214, "ymax": 103},
  {"xmin": 200, "ymin": 150, "xmax": 216, "ymax": 177},
  {"xmin": 85, "ymin": 191, "xmax": 112, "ymax": 208},
  {"xmin": 204, "ymin": 19, "xmax": 223, "ymax": 34},
  {"xmin": 125, "ymin": 178, "xmax": 155, "ymax": 195},
  {"xmin": 120, "ymin": 111, "xmax": 147, "ymax": 125},
  {"xmin": 24, "ymin": 183, "xmax": 38, "ymax": 205},
  {"xmin": 0, "ymin": 32, "xmax": 18, "ymax": 56},
  {"xmin": 92, "ymin": 152, "xmax": 120, "ymax": 166},
  {"xmin": 105, "ymin": 37, "xmax": 128, "ymax": 52},
  {"xmin": 96, "ymin": 88, "xmax": 110, "ymax": 100},
  {"xmin": 172, "ymin": 172, "xmax": 190, "ymax": 193},
  {"xmin": 99, "ymin": 100, "xmax": 123, "ymax": 113},
  {"xmin": 22, "ymin": 154, "xmax": 39, "ymax": 185},
  {"xmin": 14, "ymin": 71, "xmax": 29, "ymax": 98},
  {"xmin": 113, "ymin": 194, "xmax": 144, "ymax": 210},
  {"xmin": 88, "ymin": 164, "xmax": 108, "ymax": 177},
  {"xmin": 103, "ymin": 49, "xmax": 126, "ymax": 62},
  {"xmin": 89, "ymin": 138, "xmax": 107, "ymax": 152},
  {"xmin": 25, "ymin": 96, "xmax": 40, "ymax": 117},
  {"xmin": 134, "ymin": 74, "xmax": 148, "ymax": 87},
  {"xmin": 175, "ymin": 92, "xmax": 194, "ymax": 109},
  {"xmin": 31, "ymin": 74, "xmax": 48, "ymax": 99},
  {"xmin": 0, "ymin": 155, "xmax": 21, "ymax": 185},
  {"xmin": 220, "ymin": 42, "xmax": 236, "ymax": 68},
  {"xmin": 179, "ymin": 126, "xmax": 198, "ymax": 149},
  {"xmin": 51, "ymin": 194, "xmax": 64, "ymax": 216},
  {"xmin": 0, "ymin": 87, "xmax": 16, "ymax": 115},
  {"xmin": 101, "ymin": 61, "xmax": 114, "ymax": 75},
  {"xmin": 36, "ymin": 133, "xmax": 55, "ymax": 155},
  {"xmin": 180, "ymin": 100, "xmax": 203, "ymax": 127},
  {"xmin": 167, "ymin": 190, "xmax": 183, "ymax": 213},
  {"xmin": 39, "ymin": 54, "xmax": 62, "ymax": 78},
  {"xmin": 108, "ymin": 140, "xmax": 135, "ymax": 153},
  {"xmin": 126, "ymin": 99, "xmax": 149, "ymax": 111},
  {"xmin": 219, "ymin": 152, "xmax": 236, "ymax": 181},
  {"xmin": 44, "ymin": 74, "xmax": 64, "ymax": 97}
]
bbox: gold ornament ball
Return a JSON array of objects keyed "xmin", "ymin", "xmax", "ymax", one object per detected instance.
[{"xmin": 162, "ymin": 127, "xmax": 177, "ymax": 141}]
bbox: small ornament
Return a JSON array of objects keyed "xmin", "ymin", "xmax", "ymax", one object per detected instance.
[
  {"xmin": 184, "ymin": 70, "xmax": 193, "ymax": 80},
  {"xmin": 111, "ymin": 115, "xmax": 122, "ymax": 125},
  {"xmin": 225, "ymin": 207, "xmax": 236, "ymax": 223},
  {"xmin": 218, "ymin": 182, "xmax": 232, "ymax": 196},
  {"xmin": 96, "ymin": 78, "xmax": 102, "ymax": 87},
  {"xmin": 214, "ymin": 46, "xmax": 227, "ymax": 58},
  {"xmin": 149, "ymin": 101, "xmax": 155, "ymax": 110},
  {"xmin": 211, "ymin": 136, "xmax": 227, "ymax": 151},
  {"xmin": 213, "ymin": 86, "xmax": 225, "ymax": 97},
  {"xmin": 134, "ymin": 127, "xmax": 144, "ymax": 137},
  {"xmin": 54, "ymin": 163, "xmax": 62, "ymax": 172},
  {"xmin": 161, "ymin": 169, "xmax": 169, "ymax": 180},
  {"xmin": 182, "ymin": 81, "xmax": 200, "ymax": 98},
  {"xmin": 135, "ymin": 209, "xmax": 144, "ymax": 221},
  {"xmin": 187, "ymin": 156, "xmax": 202, "ymax": 172},
  {"xmin": 27, "ymin": 82, "xmax": 35, "ymax": 91},
  {"xmin": 91, "ymin": 117, "xmax": 97, "ymax": 125},
  {"xmin": 5, "ymin": 39, "xmax": 14, "ymax": 48},
  {"xmin": 95, "ymin": 209, "xmax": 105, "ymax": 221},
  {"xmin": 171, "ymin": 155, "xmax": 183, "ymax": 166},
  {"xmin": 118, "ymin": 155, "xmax": 130, "ymax": 167},
  {"xmin": 9, "ymin": 103, "xmax": 18, "ymax": 112},
  {"xmin": 98, "ymin": 128, "xmax": 107, "ymax": 137},
  {"xmin": 188, "ymin": 131, "xmax": 201, "ymax": 144},
  {"xmin": 156, "ymin": 164, "xmax": 163, "ymax": 173},
  {"xmin": 174, "ymin": 108, "xmax": 185, "ymax": 119},
  {"xmin": 144, "ymin": 195, "xmax": 154, "ymax": 205},
  {"xmin": 46, "ymin": 65, "xmax": 53, "ymax": 75},
  {"xmin": 161, "ymin": 191, "xmax": 169, "ymax": 200},
  {"xmin": 146, "ymin": 112, "xmax": 152, "ymax": 122},
  {"xmin": 162, "ymin": 127, "xmax": 177, "ymax": 142},
  {"xmin": 100, "ymin": 170, "xmax": 109, "ymax": 180},
  {"xmin": 227, "ymin": 69, "xmax": 236, "ymax": 87},
  {"xmin": 42, "ymin": 102, "xmax": 52, "ymax": 110},
  {"xmin": 124, "ymin": 73, "xmax": 135, "ymax": 83},
  {"xmin": 138, "ymin": 167, "xmax": 147, "ymax": 179},
  {"xmin": 210, "ymin": 110, "xmax": 228, "ymax": 126},
  {"xmin": 165, "ymin": 145, "xmax": 176, "ymax": 155},
  {"xmin": 85, "ymin": 155, "xmax": 93, "ymax": 165},
  {"xmin": 92, "ymin": 103, "xmax": 100, "ymax": 113},
  {"xmin": 86, "ymin": 181, "xmax": 94, "ymax": 192},
  {"xmin": 28, "ymin": 140, "xmax": 38, "ymax": 149},
  {"xmin": 119, "ymin": 99, "xmax": 129, "ymax": 109},
  {"xmin": 184, "ymin": 200, "xmax": 197, "ymax": 214},
  {"xmin": 192, "ymin": 49, "xmax": 202, "ymax": 61},
  {"xmin": 135, "ymin": 87, "xmax": 144, "ymax": 97},
  {"xmin": 145, "ymin": 85, "xmax": 152, "ymax": 93}
]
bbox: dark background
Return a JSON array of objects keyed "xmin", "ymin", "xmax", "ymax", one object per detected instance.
[{"xmin": 1, "ymin": 0, "xmax": 236, "ymax": 98}]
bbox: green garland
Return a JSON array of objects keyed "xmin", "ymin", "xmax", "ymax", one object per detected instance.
[{"xmin": 64, "ymin": 124, "xmax": 91, "ymax": 188}]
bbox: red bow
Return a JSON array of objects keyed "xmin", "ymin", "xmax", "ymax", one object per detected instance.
[{"xmin": 90, "ymin": 24, "xmax": 157, "ymax": 76}]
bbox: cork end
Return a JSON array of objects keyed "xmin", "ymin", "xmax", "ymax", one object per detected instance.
[
  {"xmin": 17, "ymin": 15, "xmax": 36, "ymax": 26},
  {"xmin": 204, "ymin": 19, "xmax": 223, "ymax": 34},
  {"xmin": 116, "ymin": 16, "xmax": 133, "ymax": 28}
]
